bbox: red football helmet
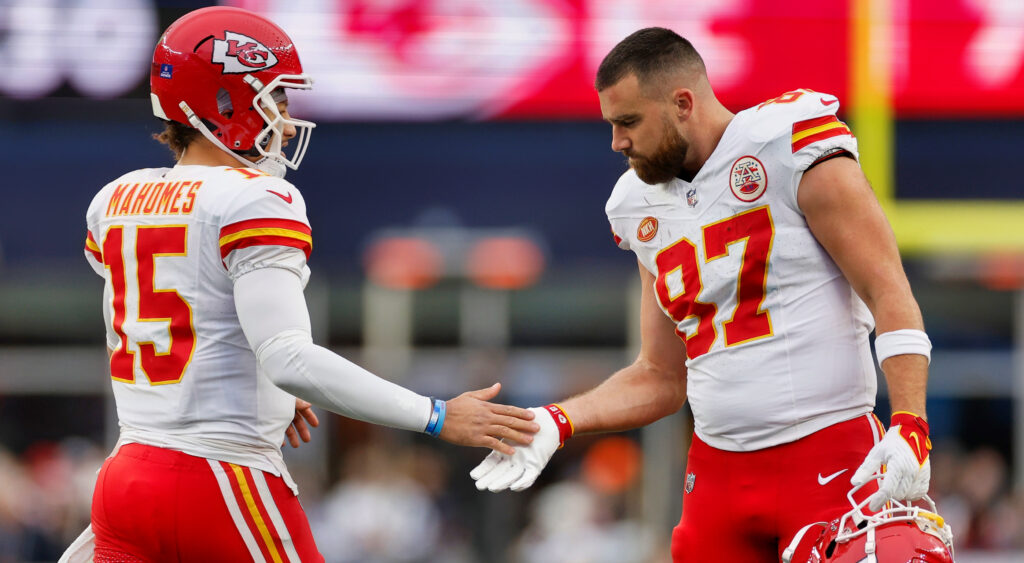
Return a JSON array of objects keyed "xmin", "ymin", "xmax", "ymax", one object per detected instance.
[
  {"xmin": 783, "ymin": 478, "xmax": 954, "ymax": 563},
  {"xmin": 150, "ymin": 6, "xmax": 314, "ymax": 177}
]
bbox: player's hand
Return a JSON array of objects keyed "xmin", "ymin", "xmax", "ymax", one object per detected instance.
[
  {"xmin": 851, "ymin": 412, "xmax": 931, "ymax": 511},
  {"xmin": 284, "ymin": 398, "xmax": 320, "ymax": 448},
  {"xmin": 439, "ymin": 383, "xmax": 539, "ymax": 455},
  {"xmin": 470, "ymin": 406, "xmax": 560, "ymax": 492}
]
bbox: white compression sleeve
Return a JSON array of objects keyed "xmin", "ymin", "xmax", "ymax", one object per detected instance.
[{"xmin": 233, "ymin": 267, "xmax": 432, "ymax": 432}]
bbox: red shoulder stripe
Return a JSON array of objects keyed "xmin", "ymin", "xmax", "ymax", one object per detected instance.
[
  {"xmin": 792, "ymin": 115, "xmax": 838, "ymax": 134},
  {"xmin": 220, "ymin": 218, "xmax": 311, "ymax": 238},
  {"xmin": 792, "ymin": 126, "xmax": 853, "ymax": 153},
  {"xmin": 85, "ymin": 231, "xmax": 103, "ymax": 263}
]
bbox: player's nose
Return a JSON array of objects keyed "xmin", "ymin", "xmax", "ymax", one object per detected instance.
[
  {"xmin": 280, "ymin": 109, "xmax": 297, "ymax": 140},
  {"xmin": 611, "ymin": 128, "xmax": 630, "ymax": 153}
]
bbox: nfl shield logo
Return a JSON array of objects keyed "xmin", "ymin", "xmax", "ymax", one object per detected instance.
[
  {"xmin": 159, "ymin": 64, "xmax": 173, "ymax": 79},
  {"xmin": 686, "ymin": 188, "xmax": 698, "ymax": 207},
  {"xmin": 685, "ymin": 472, "xmax": 696, "ymax": 493}
]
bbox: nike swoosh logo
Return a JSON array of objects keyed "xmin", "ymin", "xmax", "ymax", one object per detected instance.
[
  {"xmin": 266, "ymin": 189, "xmax": 293, "ymax": 204},
  {"xmin": 820, "ymin": 98, "xmax": 838, "ymax": 106},
  {"xmin": 817, "ymin": 469, "xmax": 848, "ymax": 485}
]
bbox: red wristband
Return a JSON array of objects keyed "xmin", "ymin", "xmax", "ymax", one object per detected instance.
[
  {"xmin": 891, "ymin": 411, "xmax": 931, "ymax": 466},
  {"xmin": 544, "ymin": 403, "xmax": 574, "ymax": 446}
]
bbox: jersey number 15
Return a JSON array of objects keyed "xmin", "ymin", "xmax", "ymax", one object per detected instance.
[{"xmin": 103, "ymin": 225, "xmax": 195, "ymax": 384}]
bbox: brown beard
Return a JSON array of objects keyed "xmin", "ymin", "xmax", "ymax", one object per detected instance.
[{"xmin": 627, "ymin": 121, "xmax": 689, "ymax": 185}]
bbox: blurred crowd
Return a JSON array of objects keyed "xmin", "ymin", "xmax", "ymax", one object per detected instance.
[{"xmin": 0, "ymin": 434, "xmax": 1019, "ymax": 563}]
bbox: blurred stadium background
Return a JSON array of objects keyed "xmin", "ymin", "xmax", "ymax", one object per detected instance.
[{"xmin": 1, "ymin": 0, "xmax": 1023, "ymax": 561}]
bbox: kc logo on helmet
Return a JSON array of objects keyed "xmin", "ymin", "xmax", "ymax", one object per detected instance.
[{"xmin": 212, "ymin": 31, "xmax": 278, "ymax": 74}]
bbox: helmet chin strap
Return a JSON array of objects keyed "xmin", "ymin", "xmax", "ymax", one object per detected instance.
[
  {"xmin": 178, "ymin": 101, "xmax": 288, "ymax": 178},
  {"xmin": 781, "ymin": 521, "xmax": 827, "ymax": 563}
]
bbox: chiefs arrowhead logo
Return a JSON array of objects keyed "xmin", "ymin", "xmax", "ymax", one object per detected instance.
[{"xmin": 212, "ymin": 31, "xmax": 278, "ymax": 74}]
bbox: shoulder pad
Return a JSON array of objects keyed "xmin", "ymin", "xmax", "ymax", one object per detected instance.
[
  {"xmin": 605, "ymin": 169, "xmax": 664, "ymax": 219},
  {"xmin": 745, "ymin": 89, "xmax": 843, "ymax": 143}
]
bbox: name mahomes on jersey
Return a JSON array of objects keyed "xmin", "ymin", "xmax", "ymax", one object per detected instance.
[{"xmin": 84, "ymin": 165, "xmax": 312, "ymax": 489}]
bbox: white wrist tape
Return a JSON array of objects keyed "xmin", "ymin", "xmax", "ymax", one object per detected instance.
[{"xmin": 874, "ymin": 329, "xmax": 931, "ymax": 368}]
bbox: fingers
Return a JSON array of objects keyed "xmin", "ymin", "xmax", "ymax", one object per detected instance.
[
  {"xmin": 488, "ymin": 437, "xmax": 517, "ymax": 456},
  {"xmin": 466, "ymin": 382, "xmax": 501, "ymax": 401},
  {"xmin": 498, "ymin": 415, "xmax": 541, "ymax": 434},
  {"xmin": 489, "ymin": 425, "xmax": 534, "ymax": 446},
  {"xmin": 867, "ymin": 466, "xmax": 914, "ymax": 510},
  {"xmin": 510, "ymin": 469, "xmax": 540, "ymax": 492},
  {"xmin": 851, "ymin": 447, "xmax": 883, "ymax": 486},
  {"xmin": 284, "ymin": 425, "xmax": 300, "ymax": 448},
  {"xmin": 487, "ymin": 463, "xmax": 526, "ymax": 492},
  {"xmin": 476, "ymin": 460, "xmax": 524, "ymax": 492},
  {"xmin": 867, "ymin": 490, "xmax": 888, "ymax": 512},
  {"xmin": 491, "ymin": 403, "xmax": 536, "ymax": 421},
  {"xmin": 293, "ymin": 415, "xmax": 312, "ymax": 443},
  {"xmin": 470, "ymin": 451, "xmax": 504, "ymax": 480},
  {"xmin": 297, "ymin": 401, "xmax": 320, "ymax": 428}
]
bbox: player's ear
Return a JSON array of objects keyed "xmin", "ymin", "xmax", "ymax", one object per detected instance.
[{"xmin": 672, "ymin": 88, "xmax": 694, "ymax": 120}]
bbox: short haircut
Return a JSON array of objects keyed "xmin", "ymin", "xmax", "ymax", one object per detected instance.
[{"xmin": 595, "ymin": 27, "xmax": 705, "ymax": 96}]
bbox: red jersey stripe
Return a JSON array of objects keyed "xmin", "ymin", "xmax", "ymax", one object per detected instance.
[
  {"xmin": 220, "ymin": 218, "xmax": 310, "ymax": 238},
  {"xmin": 219, "ymin": 234, "xmax": 312, "ymax": 261},
  {"xmin": 791, "ymin": 126, "xmax": 852, "ymax": 153},
  {"xmin": 792, "ymin": 115, "xmax": 838, "ymax": 135}
]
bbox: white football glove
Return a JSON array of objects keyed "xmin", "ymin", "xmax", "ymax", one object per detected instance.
[
  {"xmin": 470, "ymin": 406, "xmax": 560, "ymax": 492},
  {"xmin": 851, "ymin": 419, "xmax": 931, "ymax": 511}
]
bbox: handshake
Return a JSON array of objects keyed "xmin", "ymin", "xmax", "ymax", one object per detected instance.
[{"xmin": 470, "ymin": 404, "xmax": 574, "ymax": 492}]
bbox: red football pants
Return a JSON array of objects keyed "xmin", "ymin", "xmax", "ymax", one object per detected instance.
[
  {"xmin": 91, "ymin": 443, "xmax": 323, "ymax": 562},
  {"xmin": 671, "ymin": 413, "xmax": 884, "ymax": 563}
]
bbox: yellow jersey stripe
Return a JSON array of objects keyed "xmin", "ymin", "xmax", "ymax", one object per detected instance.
[
  {"xmin": 229, "ymin": 464, "xmax": 284, "ymax": 563},
  {"xmin": 219, "ymin": 228, "xmax": 312, "ymax": 248},
  {"xmin": 792, "ymin": 121, "xmax": 849, "ymax": 144}
]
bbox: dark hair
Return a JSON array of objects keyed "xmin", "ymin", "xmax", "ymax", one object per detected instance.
[
  {"xmin": 153, "ymin": 120, "xmax": 199, "ymax": 160},
  {"xmin": 595, "ymin": 27, "xmax": 705, "ymax": 94}
]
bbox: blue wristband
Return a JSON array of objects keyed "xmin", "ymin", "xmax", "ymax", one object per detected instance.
[
  {"xmin": 433, "ymin": 399, "xmax": 446, "ymax": 437},
  {"xmin": 424, "ymin": 398, "xmax": 446, "ymax": 437}
]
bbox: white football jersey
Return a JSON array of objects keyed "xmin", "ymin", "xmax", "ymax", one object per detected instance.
[
  {"xmin": 607, "ymin": 90, "xmax": 877, "ymax": 451},
  {"xmin": 84, "ymin": 164, "xmax": 312, "ymax": 483}
]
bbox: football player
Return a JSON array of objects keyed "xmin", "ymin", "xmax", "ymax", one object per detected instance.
[
  {"xmin": 471, "ymin": 27, "xmax": 933, "ymax": 562},
  {"xmin": 66, "ymin": 7, "xmax": 538, "ymax": 562}
]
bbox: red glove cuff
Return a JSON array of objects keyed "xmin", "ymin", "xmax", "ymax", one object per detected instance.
[
  {"xmin": 891, "ymin": 411, "xmax": 931, "ymax": 466},
  {"xmin": 544, "ymin": 403, "xmax": 574, "ymax": 446}
]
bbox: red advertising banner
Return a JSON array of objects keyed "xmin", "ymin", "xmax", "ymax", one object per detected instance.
[
  {"xmin": 236, "ymin": 0, "xmax": 852, "ymax": 119},
  {"xmin": 2, "ymin": 0, "xmax": 1021, "ymax": 119},
  {"xmin": 234, "ymin": 0, "xmax": 1024, "ymax": 119},
  {"xmin": 897, "ymin": 0, "xmax": 1024, "ymax": 117}
]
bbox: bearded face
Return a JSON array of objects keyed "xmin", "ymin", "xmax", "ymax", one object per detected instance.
[{"xmin": 626, "ymin": 116, "xmax": 689, "ymax": 185}]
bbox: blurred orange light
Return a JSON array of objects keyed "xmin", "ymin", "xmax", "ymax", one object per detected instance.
[
  {"xmin": 979, "ymin": 253, "xmax": 1024, "ymax": 290},
  {"xmin": 364, "ymin": 237, "xmax": 443, "ymax": 290},
  {"xmin": 466, "ymin": 236, "xmax": 544, "ymax": 290},
  {"xmin": 581, "ymin": 436, "xmax": 642, "ymax": 494}
]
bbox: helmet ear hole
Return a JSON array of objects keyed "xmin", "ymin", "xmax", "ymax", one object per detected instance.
[
  {"xmin": 824, "ymin": 539, "xmax": 837, "ymax": 558},
  {"xmin": 216, "ymin": 88, "xmax": 233, "ymax": 118}
]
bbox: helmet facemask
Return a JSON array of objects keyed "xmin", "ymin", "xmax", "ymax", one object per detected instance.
[
  {"xmin": 247, "ymin": 74, "xmax": 315, "ymax": 177},
  {"xmin": 781, "ymin": 476, "xmax": 954, "ymax": 563},
  {"xmin": 177, "ymin": 73, "xmax": 315, "ymax": 178}
]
